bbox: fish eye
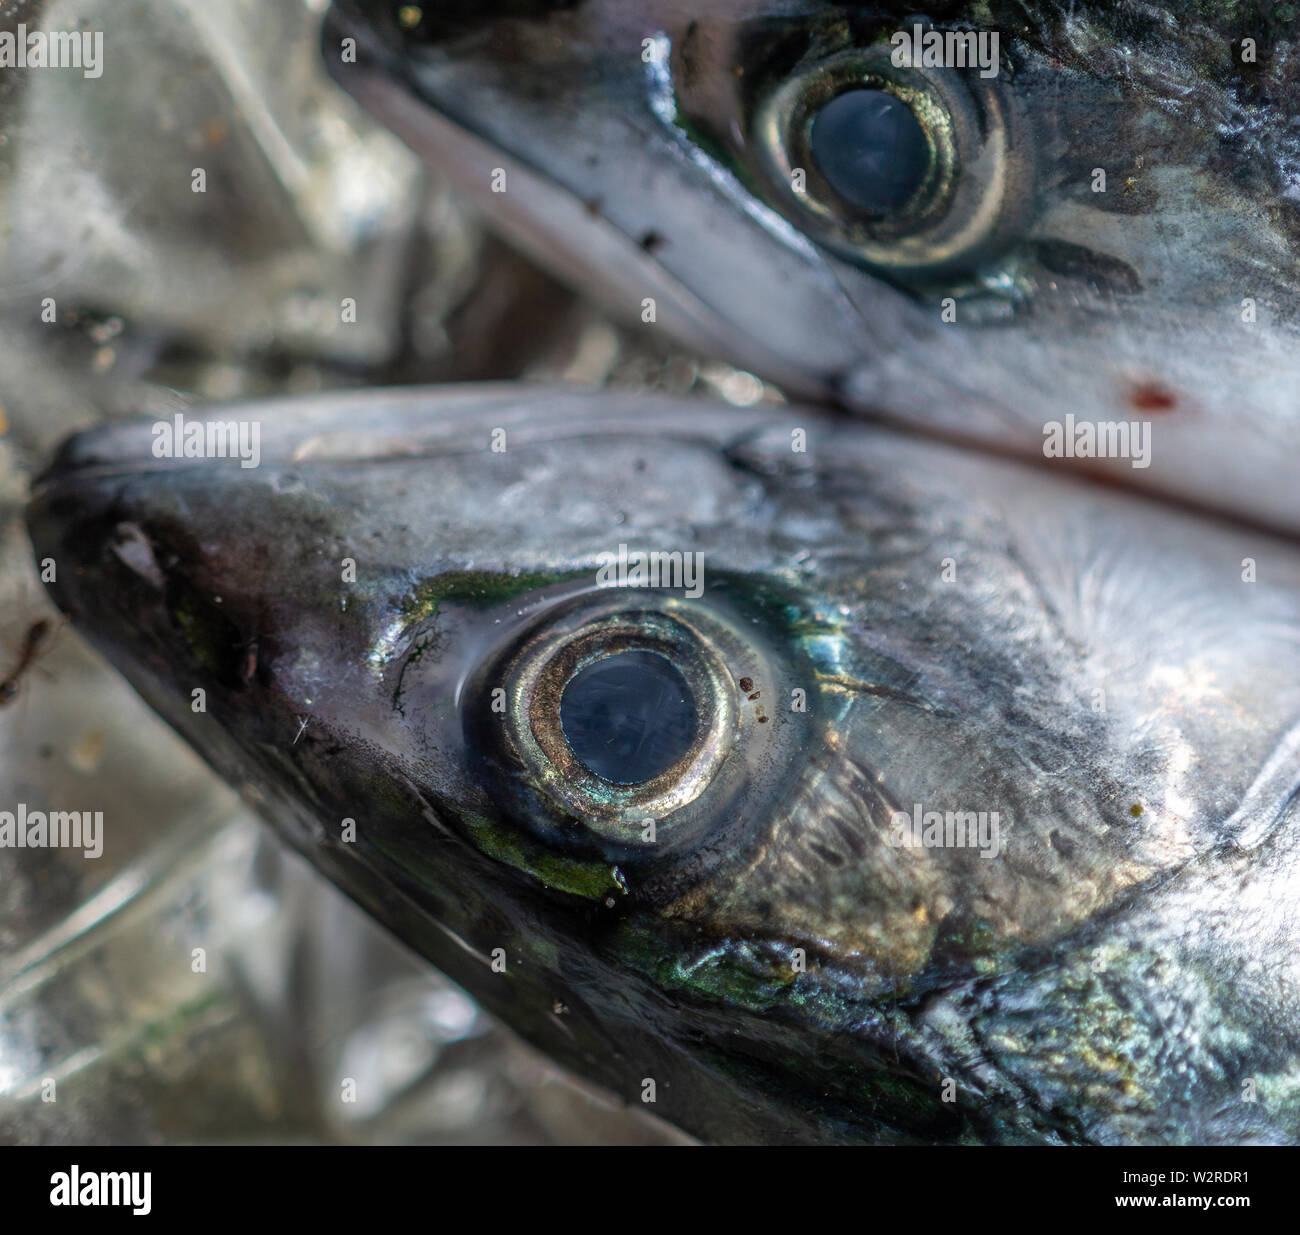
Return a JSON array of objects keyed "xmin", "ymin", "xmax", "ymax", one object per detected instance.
[
  {"xmin": 751, "ymin": 42, "xmax": 1032, "ymax": 274},
  {"xmin": 809, "ymin": 88, "xmax": 933, "ymax": 217},
  {"xmin": 475, "ymin": 602, "xmax": 739, "ymax": 854},
  {"xmin": 558, "ymin": 649, "xmax": 698, "ymax": 785},
  {"xmin": 459, "ymin": 589, "xmax": 798, "ymax": 867}
]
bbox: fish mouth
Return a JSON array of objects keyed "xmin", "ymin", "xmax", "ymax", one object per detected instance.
[{"xmin": 33, "ymin": 384, "xmax": 545, "ymax": 482}]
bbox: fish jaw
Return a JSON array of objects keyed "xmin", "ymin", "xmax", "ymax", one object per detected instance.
[
  {"xmin": 27, "ymin": 385, "xmax": 1300, "ymax": 1143},
  {"xmin": 320, "ymin": 0, "xmax": 1300, "ymax": 534}
]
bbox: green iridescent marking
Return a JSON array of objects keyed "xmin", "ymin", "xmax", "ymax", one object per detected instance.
[
  {"xmin": 462, "ymin": 812, "xmax": 624, "ymax": 901},
  {"xmin": 398, "ymin": 569, "xmax": 589, "ymax": 625}
]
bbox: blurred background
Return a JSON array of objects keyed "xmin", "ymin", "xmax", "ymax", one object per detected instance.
[{"xmin": 0, "ymin": 0, "xmax": 783, "ymax": 1144}]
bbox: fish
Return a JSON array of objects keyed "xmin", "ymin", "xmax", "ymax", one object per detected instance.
[
  {"xmin": 319, "ymin": 0, "xmax": 1300, "ymax": 534},
  {"xmin": 27, "ymin": 384, "xmax": 1300, "ymax": 1143}
]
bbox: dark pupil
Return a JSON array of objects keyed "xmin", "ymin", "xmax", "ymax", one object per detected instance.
[
  {"xmin": 559, "ymin": 650, "xmax": 696, "ymax": 785},
  {"xmin": 810, "ymin": 89, "xmax": 930, "ymax": 215}
]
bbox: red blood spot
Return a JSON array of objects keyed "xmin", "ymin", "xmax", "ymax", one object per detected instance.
[
  {"xmin": 1130, "ymin": 381, "xmax": 1178, "ymax": 414},
  {"xmin": 738, "ymin": 677, "xmax": 754, "ymax": 692}
]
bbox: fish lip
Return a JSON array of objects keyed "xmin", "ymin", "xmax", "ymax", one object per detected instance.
[
  {"xmin": 30, "ymin": 384, "xmax": 824, "ymax": 497},
  {"xmin": 25, "ymin": 383, "xmax": 607, "ymax": 492},
  {"xmin": 27, "ymin": 388, "xmax": 454, "ymax": 487},
  {"xmin": 32, "ymin": 418, "xmax": 166, "ymax": 491}
]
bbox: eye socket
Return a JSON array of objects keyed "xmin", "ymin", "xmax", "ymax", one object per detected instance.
[
  {"xmin": 751, "ymin": 43, "xmax": 1031, "ymax": 274},
  {"xmin": 461, "ymin": 588, "xmax": 795, "ymax": 864},
  {"xmin": 487, "ymin": 605, "xmax": 738, "ymax": 850}
]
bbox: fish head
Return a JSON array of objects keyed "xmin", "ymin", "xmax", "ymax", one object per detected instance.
[
  {"xmin": 322, "ymin": 0, "xmax": 1300, "ymax": 528},
  {"xmin": 27, "ymin": 387, "xmax": 1300, "ymax": 1142}
]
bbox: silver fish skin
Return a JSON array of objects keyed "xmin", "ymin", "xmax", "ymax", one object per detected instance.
[
  {"xmin": 320, "ymin": 1, "xmax": 1300, "ymax": 534},
  {"xmin": 26, "ymin": 385, "xmax": 1300, "ymax": 1144}
]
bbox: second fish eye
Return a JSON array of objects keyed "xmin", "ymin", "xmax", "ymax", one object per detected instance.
[
  {"xmin": 809, "ymin": 88, "xmax": 933, "ymax": 218},
  {"xmin": 751, "ymin": 42, "xmax": 1031, "ymax": 275}
]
